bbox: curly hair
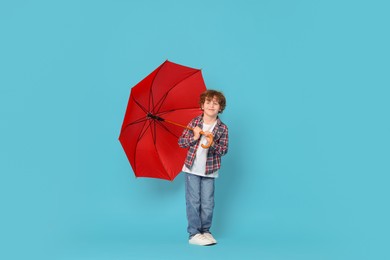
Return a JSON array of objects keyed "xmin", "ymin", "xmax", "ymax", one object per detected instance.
[{"xmin": 199, "ymin": 90, "xmax": 226, "ymax": 114}]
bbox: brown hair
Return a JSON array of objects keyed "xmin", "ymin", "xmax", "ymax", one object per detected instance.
[{"xmin": 199, "ymin": 90, "xmax": 226, "ymax": 114}]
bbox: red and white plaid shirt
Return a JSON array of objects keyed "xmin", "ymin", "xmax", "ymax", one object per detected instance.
[{"xmin": 178, "ymin": 115, "xmax": 229, "ymax": 175}]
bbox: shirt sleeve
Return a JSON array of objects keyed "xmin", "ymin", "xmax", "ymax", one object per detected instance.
[
  {"xmin": 178, "ymin": 120, "xmax": 198, "ymax": 148},
  {"xmin": 209, "ymin": 125, "xmax": 228, "ymax": 156}
]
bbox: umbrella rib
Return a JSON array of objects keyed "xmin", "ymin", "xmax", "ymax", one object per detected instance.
[
  {"xmin": 153, "ymin": 120, "xmax": 157, "ymax": 144},
  {"xmin": 153, "ymin": 92, "xmax": 169, "ymax": 114},
  {"xmin": 130, "ymin": 117, "xmax": 148, "ymax": 125},
  {"xmin": 149, "ymin": 61, "xmax": 167, "ymax": 113},
  {"xmin": 150, "ymin": 121, "xmax": 172, "ymax": 180},
  {"xmin": 122, "ymin": 117, "xmax": 148, "ymax": 131},
  {"xmin": 122, "ymin": 95, "xmax": 152, "ymax": 132},
  {"xmin": 153, "ymin": 70, "xmax": 201, "ymax": 114},
  {"xmin": 132, "ymin": 119, "xmax": 152, "ymax": 173},
  {"xmin": 138, "ymin": 119, "xmax": 152, "ymax": 142},
  {"xmin": 132, "ymin": 97, "xmax": 149, "ymax": 114},
  {"xmin": 155, "ymin": 120, "xmax": 180, "ymax": 139}
]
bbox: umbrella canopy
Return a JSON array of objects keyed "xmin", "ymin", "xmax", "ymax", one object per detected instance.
[{"xmin": 119, "ymin": 60, "xmax": 206, "ymax": 181}]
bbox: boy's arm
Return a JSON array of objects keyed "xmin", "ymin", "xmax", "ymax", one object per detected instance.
[
  {"xmin": 209, "ymin": 126, "xmax": 229, "ymax": 156},
  {"xmin": 178, "ymin": 122, "xmax": 198, "ymax": 148}
]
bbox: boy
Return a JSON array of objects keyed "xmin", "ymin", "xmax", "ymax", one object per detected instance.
[{"xmin": 178, "ymin": 90, "xmax": 229, "ymax": 246}]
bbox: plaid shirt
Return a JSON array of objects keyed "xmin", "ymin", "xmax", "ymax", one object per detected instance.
[{"xmin": 178, "ymin": 115, "xmax": 229, "ymax": 175}]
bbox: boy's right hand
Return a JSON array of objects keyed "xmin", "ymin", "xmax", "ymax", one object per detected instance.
[{"xmin": 193, "ymin": 126, "xmax": 202, "ymax": 140}]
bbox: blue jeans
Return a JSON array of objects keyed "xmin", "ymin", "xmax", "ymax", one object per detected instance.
[{"xmin": 184, "ymin": 172, "xmax": 215, "ymax": 238}]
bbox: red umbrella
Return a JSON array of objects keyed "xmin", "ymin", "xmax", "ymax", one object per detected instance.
[{"xmin": 119, "ymin": 60, "xmax": 212, "ymax": 181}]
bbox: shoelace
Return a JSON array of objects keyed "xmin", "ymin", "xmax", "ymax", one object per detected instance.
[{"xmin": 195, "ymin": 234, "xmax": 208, "ymax": 240}]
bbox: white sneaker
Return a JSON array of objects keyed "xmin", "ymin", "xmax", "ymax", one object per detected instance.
[
  {"xmin": 203, "ymin": 232, "xmax": 217, "ymax": 244},
  {"xmin": 189, "ymin": 233, "xmax": 213, "ymax": 246}
]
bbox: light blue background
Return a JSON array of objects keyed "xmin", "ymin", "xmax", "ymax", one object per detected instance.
[{"xmin": 1, "ymin": 0, "xmax": 389, "ymax": 259}]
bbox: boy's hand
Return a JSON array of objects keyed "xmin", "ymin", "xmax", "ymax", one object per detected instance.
[{"xmin": 193, "ymin": 126, "xmax": 202, "ymax": 140}]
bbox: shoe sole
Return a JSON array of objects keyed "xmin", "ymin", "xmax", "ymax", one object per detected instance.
[{"xmin": 189, "ymin": 242, "xmax": 217, "ymax": 246}]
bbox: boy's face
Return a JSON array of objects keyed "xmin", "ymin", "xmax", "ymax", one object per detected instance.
[{"xmin": 201, "ymin": 96, "xmax": 221, "ymax": 118}]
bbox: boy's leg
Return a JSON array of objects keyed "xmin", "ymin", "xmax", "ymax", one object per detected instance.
[
  {"xmin": 185, "ymin": 173, "xmax": 202, "ymax": 238},
  {"xmin": 200, "ymin": 176, "xmax": 215, "ymax": 234}
]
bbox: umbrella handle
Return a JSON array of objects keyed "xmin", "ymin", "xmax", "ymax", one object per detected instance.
[{"xmin": 199, "ymin": 131, "xmax": 213, "ymax": 148}]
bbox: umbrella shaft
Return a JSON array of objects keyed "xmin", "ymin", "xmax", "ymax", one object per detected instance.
[
  {"xmin": 146, "ymin": 114, "xmax": 193, "ymax": 130},
  {"xmin": 164, "ymin": 119, "xmax": 192, "ymax": 130},
  {"xmin": 164, "ymin": 119, "xmax": 208, "ymax": 135}
]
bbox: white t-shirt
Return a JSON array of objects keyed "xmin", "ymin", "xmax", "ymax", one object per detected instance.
[{"xmin": 182, "ymin": 121, "xmax": 219, "ymax": 178}]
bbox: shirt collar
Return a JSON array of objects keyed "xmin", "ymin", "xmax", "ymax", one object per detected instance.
[{"xmin": 197, "ymin": 114, "xmax": 222, "ymax": 126}]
